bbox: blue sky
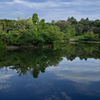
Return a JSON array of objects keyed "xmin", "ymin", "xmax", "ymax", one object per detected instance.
[{"xmin": 0, "ymin": 0, "xmax": 100, "ymax": 22}]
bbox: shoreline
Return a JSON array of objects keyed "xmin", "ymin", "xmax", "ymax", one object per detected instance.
[
  {"xmin": 6, "ymin": 45, "xmax": 52, "ymax": 50},
  {"xmin": 70, "ymin": 39, "xmax": 100, "ymax": 43}
]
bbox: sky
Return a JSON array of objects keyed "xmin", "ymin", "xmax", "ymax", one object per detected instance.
[{"xmin": 0, "ymin": 0, "xmax": 100, "ymax": 22}]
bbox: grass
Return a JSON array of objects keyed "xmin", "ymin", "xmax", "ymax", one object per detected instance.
[{"xmin": 71, "ymin": 35, "xmax": 88, "ymax": 40}]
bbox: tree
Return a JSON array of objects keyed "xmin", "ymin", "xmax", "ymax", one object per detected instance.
[
  {"xmin": 47, "ymin": 25, "xmax": 64, "ymax": 42},
  {"xmin": 0, "ymin": 25, "xmax": 3, "ymax": 31},
  {"xmin": 32, "ymin": 13, "xmax": 39, "ymax": 24},
  {"xmin": 84, "ymin": 31, "xmax": 95, "ymax": 40},
  {"xmin": 63, "ymin": 24, "xmax": 76, "ymax": 37},
  {"xmin": 51, "ymin": 20, "xmax": 55, "ymax": 23},
  {"xmin": 67, "ymin": 17, "xmax": 77, "ymax": 24},
  {"xmin": 80, "ymin": 18, "xmax": 85, "ymax": 22},
  {"xmin": 86, "ymin": 17, "xmax": 89, "ymax": 21},
  {"xmin": 26, "ymin": 17, "xmax": 34, "ymax": 29},
  {"xmin": 15, "ymin": 18, "xmax": 26, "ymax": 31},
  {"xmin": 75, "ymin": 24, "xmax": 84, "ymax": 35},
  {"xmin": 56, "ymin": 20, "xmax": 71, "ymax": 31},
  {"xmin": 1, "ymin": 21, "xmax": 6, "ymax": 31}
]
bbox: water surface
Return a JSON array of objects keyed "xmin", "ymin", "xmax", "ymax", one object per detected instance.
[{"xmin": 0, "ymin": 43, "xmax": 100, "ymax": 100}]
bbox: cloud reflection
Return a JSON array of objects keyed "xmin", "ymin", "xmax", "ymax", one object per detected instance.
[
  {"xmin": 46, "ymin": 57, "xmax": 100, "ymax": 83},
  {"xmin": 0, "ymin": 74, "xmax": 13, "ymax": 91},
  {"xmin": 0, "ymin": 75, "xmax": 13, "ymax": 83},
  {"xmin": 61, "ymin": 92, "xmax": 72, "ymax": 100}
]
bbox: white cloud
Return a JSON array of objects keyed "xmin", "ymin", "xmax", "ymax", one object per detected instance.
[{"xmin": 0, "ymin": 0, "xmax": 100, "ymax": 21}]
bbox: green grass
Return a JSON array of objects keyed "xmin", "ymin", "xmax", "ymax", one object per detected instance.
[{"xmin": 71, "ymin": 35, "xmax": 88, "ymax": 40}]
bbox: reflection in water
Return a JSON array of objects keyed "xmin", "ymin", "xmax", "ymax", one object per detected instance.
[
  {"xmin": 0, "ymin": 43, "xmax": 100, "ymax": 100},
  {"xmin": 0, "ymin": 49, "xmax": 63, "ymax": 78},
  {"xmin": 0, "ymin": 43, "xmax": 100, "ymax": 78}
]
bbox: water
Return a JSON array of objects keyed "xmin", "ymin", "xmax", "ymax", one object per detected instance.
[{"xmin": 0, "ymin": 43, "xmax": 100, "ymax": 100}]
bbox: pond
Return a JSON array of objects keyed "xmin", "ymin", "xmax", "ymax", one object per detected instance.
[{"xmin": 0, "ymin": 42, "xmax": 100, "ymax": 100}]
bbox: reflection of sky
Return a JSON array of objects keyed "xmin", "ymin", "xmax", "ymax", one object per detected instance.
[
  {"xmin": 0, "ymin": 71, "xmax": 13, "ymax": 92},
  {"xmin": 46, "ymin": 57, "xmax": 100, "ymax": 98},
  {"xmin": 0, "ymin": 57, "xmax": 100, "ymax": 99},
  {"xmin": 46, "ymin": 57, "xmax": 100, "ymax": 83}
]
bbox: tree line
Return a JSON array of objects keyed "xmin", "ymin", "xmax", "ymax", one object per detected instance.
[
  {"xmin": 53, "ymin": 17, "xmax": 100, "ymax": 40},
  {"xmin": 0, "ymin": 13, "xmax": 100, "ymax": 46}
]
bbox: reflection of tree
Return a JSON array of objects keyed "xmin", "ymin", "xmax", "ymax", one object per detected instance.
[
  {"xmin": 54, "ymin": 42, "xmax": 100, "ymax": 61},
  {"xmin": 0, "ymin": 43, "xmax": 100, "ymax": 78},
  {"xmin": 0, "ymin": 49, "xmax": 63, "ymax": 78}
]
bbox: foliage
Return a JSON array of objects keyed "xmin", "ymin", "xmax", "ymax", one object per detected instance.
[
  {"xmin": 0, "ymin": 13, "xmax": 100, "ymax": 47},
  {"xmin": 32, "ymin": 13, "xmax": 39, "ymax": 24},
  {"xmin": 63, "ymin": 24, "xmax": 76, "ymax": 37},
  {"xmin": 67, "ymin": 17, "xmax": 77, "ymax": 24},
  {"xmin": 84, "ymin": 31, "xmax": 99, "ymax": 41},
  {"xmin": 75, "ymin": 24, "xmax": 84, "ymax": 35},
  {"xmin": 47, "ymin": 25, "xmax": 64, "ymax": 42}
]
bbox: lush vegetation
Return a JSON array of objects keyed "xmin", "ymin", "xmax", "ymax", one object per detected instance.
[
  {"xmin": 0, "ymin": 13, "xmax": 64, "ymax": 46},
  {"xmin": 0, "ymin": 14, "xmax": 100, "ymax": 47},
  {"xmin": 54, "ymin": 17, "xmax": 100, "ymax": 41}
]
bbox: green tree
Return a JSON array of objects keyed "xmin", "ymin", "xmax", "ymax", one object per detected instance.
[
  {"xmin": 37, "ymin": 19, "xmax": 46, "ymax": 32},
  {"xmin": 32, "ymin": 13, "xmax": 39, "ymax": 24},
  {"xmin": 86, "ymin": 17, "xmax": 89, "ymax": 21},
  {"xmin": 67, "ymin": 17, "xmax": 77, "ymax": 24},
  {"xmin": 0, "ymin": 25, "xmax": 3, "ymax": 31},
  {"xmin": 15, "ymin": 17, "xmax": 27, "ymax": 31},
  {"xmin": 51, "ymin": 20, "xmax": 55, "ymax": 23},
  {"xmin": 47, "ymin": 25, "xmax": 64, "ymax": 43},
  {"xmin": 63, "ymin": 24, "xmax": 76, "ymax": 37},
  {"xmin": 84, "ymin": 31, "xmax": 95, "ymax": 40},
  {"xmin": 75, "ymin": 24, "xmax": 84, "ymax": 35},
  {"xmin": 1, "ymin": 21, "xmax": 6, "ymax": 31},
  {"xmin": 26, "ymin": 17, "xmax": 34, "ymax": 29}
]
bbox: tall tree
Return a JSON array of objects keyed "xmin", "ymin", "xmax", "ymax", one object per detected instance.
[
  {"xmin": 67, "ymin": 17, "xmax": 77, "ymax": 24},
  {"xmin": 32, "ymin": 13, "xmax": 39, "ymax": 24}
]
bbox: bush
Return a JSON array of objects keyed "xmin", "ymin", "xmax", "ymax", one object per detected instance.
[
  {"xmin": 84, "ymin": 31, "xmax": 95, "ymax": 40},
  {"xmin": 84, "ymin": 31, "xmax": 100, "ymax": 41}
]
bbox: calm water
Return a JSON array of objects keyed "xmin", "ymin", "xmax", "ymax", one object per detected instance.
[{"xmin": 0, "ymin": 43, "xmax": 100, "ymax": 100}]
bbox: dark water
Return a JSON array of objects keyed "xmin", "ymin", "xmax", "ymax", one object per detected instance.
[{"xmin": 0, "ymin": 43, "xmax": 100, "ymax": 100}]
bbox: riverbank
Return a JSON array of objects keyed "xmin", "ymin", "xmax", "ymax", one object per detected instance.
[
  {"xmin": 6, "ymin": 45, "xmax": 52, "ymax": 50},
  {"xmin": 70, "ymin": 39, "xmax": 100, "ymax": 43}
]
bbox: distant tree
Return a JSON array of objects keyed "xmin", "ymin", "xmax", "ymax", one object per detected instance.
[
  {"xmin": 80, "ymin": 18, "xmax": 85, "ymax": 22},
  {"xmin": 51, "ymin": 20, "xmax": 55, "ymax": 23},
  {"xmin": 56, "ymin": 20, "xmax": 71, "ymax": 31},
  {"xmin": 94, "ymin": 20, "xmax": 100, "ymax": 27},
  {"xmin": 75, "ymin": 24, "xmax": 84, "ymax": 35},
  {"xmin": 56, "ymin": 20, "xmax": 65, "ymax": 31},
  {"xmin": 67, "ymin": 17, "xmax": 77, "ymax": 24},
  {"xmin": 86, "ymin": 17, "xmax": 89, "ymax": 21},
  {"xmin": 32, "ymin": 13, "xmax": 39, "ymax": 24}
]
